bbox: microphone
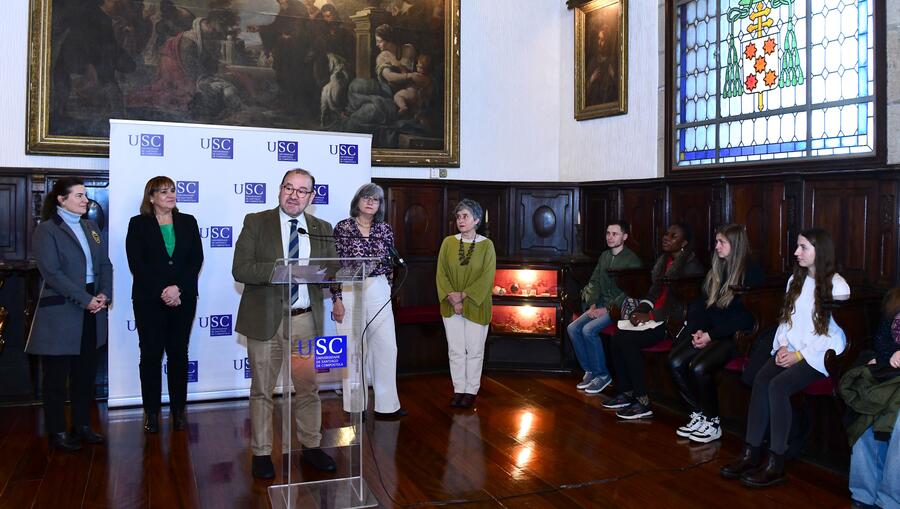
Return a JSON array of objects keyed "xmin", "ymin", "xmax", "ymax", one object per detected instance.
[{"xmin": 387, "ymin": 245, "xmax": 406, "ymax": 267}]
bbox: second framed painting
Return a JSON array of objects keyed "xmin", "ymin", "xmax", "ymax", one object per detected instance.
[{"xmin": 574, "ymin": 0, "xmax": 628, "ymax": 120}]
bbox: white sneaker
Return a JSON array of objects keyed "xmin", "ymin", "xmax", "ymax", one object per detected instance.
[
  {"xmin": 584, "ymin": 376, "xmax": 612, "ymax": 394},
  {"xmin": 576, "ymin": 372, "xmax": 594, "ymax": 389},
  {"xmin": 689, "ymin": 416, "xmax": 722, "ymax": 443},
  {"xmin": 676, "ymin": 412, "xmax": 705, "ymax": 437}
]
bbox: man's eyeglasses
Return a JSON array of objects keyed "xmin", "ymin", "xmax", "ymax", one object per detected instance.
[{"xmin": 281, "ymin": 185, "xmax": 312, "ymax": 197}]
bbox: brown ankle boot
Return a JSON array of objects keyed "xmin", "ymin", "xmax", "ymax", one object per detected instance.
[
  {"xmin": 720, "ymin": 444, "xmax": 761, "ymax": 479},
  {"xmin": 740, "ymin": 452, "xmax": 785, "ymax": 488}
]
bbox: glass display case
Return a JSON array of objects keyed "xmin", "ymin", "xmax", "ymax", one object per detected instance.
[{"xmin": 487, "ymin": 264, "xmax": 568, "ymax": 371}]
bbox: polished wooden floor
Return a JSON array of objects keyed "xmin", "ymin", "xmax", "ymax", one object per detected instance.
[{"xmin": 0, "ymin": 373, "xmax": 851, "ymax": 508}]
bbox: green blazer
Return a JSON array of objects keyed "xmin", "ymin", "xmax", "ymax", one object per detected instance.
[{"xmin": 232, "ymin": 207, "xmax": 337, "ymax": 340}]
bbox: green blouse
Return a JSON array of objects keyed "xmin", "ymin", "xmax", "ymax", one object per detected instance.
[
  {"xmin": 160, "ymin": 223, "xmax": 175, "ymax": 257},
  {"xmin": 435, "ymin": 235, "xmax": 497, "ymax": 325}
]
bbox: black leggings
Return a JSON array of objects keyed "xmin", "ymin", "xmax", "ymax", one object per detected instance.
[
  {"xmin": 609, "ymin": 326, "xmax": 668, "ymax": 398},
  {"xmin": 668, "ymin": 338, "xmax": 735, "ymax": 417},
  {"xmin": 745, "ymin": 357, "xmax": 822, "ymax": 454}
]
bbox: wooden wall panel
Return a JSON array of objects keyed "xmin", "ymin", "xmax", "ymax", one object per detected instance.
[
  {"xmin": 513, "ymin": 188, "xmax": 576, "ymax": 256},
  {"xmin": 386, "ymin": 185, "xmax": 444, "ymax": 257},
  {"xmin": 729, "ymin": 181, "xmax": 788, "ymax": 277},
  {"xmin": 582, "ymin": 188, "xmax": 619, "ymax": 256},
  {"xmin": 668, "ymin": 184, "xmax": 717, "ymax": 267},
  {"xmin": 620, "ymin": 187, "xmax": 661, "ymax": 266},
  {"xmin": 806, "ymin": 179, "xmax": 880, "ymax": 285},
  {"xmin": 0, "ymin": 177, "xmax": 27, "ymax": 260}
]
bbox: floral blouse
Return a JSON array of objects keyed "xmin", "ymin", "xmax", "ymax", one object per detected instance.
[{"xmin": 333, "ymin": 218, "xmax": 395, "ymax": 283}]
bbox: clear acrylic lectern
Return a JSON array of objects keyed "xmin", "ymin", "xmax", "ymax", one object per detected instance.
[{"xmin": 267, "ymin": 257, "xmax": 379, "ymax": 509}]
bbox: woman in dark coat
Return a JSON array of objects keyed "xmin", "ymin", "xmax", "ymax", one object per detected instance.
[
  {"xmin": 126, "ymin": 176, "xmax": 203, "ymax": 433},
  {"xmin": 26, "ymin": 177, "xmax": 113, "ymax": 451}
]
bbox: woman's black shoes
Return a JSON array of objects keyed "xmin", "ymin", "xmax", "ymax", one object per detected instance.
[
  {"xmin": 740, "ymin": 452, "xmax": 786, "ymax": 488},
  {"xmin": 450, "ymin": 393, "xmax": 464, "ymax": 407},
  {"xmin": 720, "ymin": 444, "xmax": 761, "ymax": 479},
  {"xmin": 143, "ymin": 412, "xmax": 160, "ymax": 433},
  {"xmin": 73, "ymin": 425, "xmax": 105, "ymax": 444},
  {"xmin": 49, "ymin": 432, "xmax": 81, "ymax": 452},
  {"xmin": 172, "ymin": 410, "xmax": 187, "ymax": 431},
  {"xmin": 373, "ymin": 408, "xmax": 408, "ymax": 420}
]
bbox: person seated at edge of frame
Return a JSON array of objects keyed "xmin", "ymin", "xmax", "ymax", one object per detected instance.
[
  {"xmin": 840, "ymin": 286, "xmax": 900, "ymax": 509},
  {"xmin": 721, "ymin": 228, "xmax": 849, "ymax": 488},
  {"xmin": 436, "ymin": 199, "xmax": 497, "ymax": 410},
  {"xmin": 232, "ymin": 168, "xmax": 345, "ymax": 480},
  {"xmin": 125, "ymin": 176, "xmax": 204, "ymax": 434},
  {"xmin": 26, "ymin": 177, "xmax": 112, "ymax": 452},
  {"xmin": 568, "ymin": 219, "xmax": 641, "ymax": 395},
  {"xmin": 602, "ymin": 222, "xmax": 704, "ymax": 420},
  {"xmin": 668, "ymin": 224, "xmax": 763, "ymax": 444},
  {"xmin": 333, "ymin": 183, "xmax": 407, "ymax": 420}
]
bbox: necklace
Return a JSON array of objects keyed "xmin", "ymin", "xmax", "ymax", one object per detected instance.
[
  {"xmin": 458, "ymin": 236, "xmax": 477, "ymax": 265},
  {"xmin": 356, "ymin": 218, "xmax": 372, "ymax": 229}
]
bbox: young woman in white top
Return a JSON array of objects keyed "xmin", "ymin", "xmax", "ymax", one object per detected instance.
[{"xmin": 720, "ymin": 228, "xmax": 850, "ymax": 488}]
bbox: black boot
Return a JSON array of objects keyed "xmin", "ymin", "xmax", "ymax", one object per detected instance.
[
  {"xmin": 740, "ymin": 451, "xmax": 786, "ymax": 488},
  {"xmin": 720, "ymin": 444, "xmax": 761, "ymax": 479},
  {"xmin": 49, "ymin": 431, "xmax": 82, "ymax": 452},
  {"xmin": 72, "ymin": 425, "xmax": 105, "ymax": 444},
  {"xmin": 143, "ymin": 412, "xmax": 159, "ymax": 433},
  {"xmin": 171, "ymin": 409, "xmax": 187, "ymax": 431}
]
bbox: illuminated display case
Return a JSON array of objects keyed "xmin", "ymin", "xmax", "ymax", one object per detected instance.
[{"xmin": 487, "ymin": 264, "xmax": 569, "ymax": 370}]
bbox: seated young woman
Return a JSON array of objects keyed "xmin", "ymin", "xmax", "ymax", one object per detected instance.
[
  {"xmin": 721, "ymin": 228, "xmax": 850, "ymax": 488},
  {"xmin": 602, "ymin": 222, "xmax": 704, "ymax": 420},
  {"xmin": 669, "ymin": 224, "xmax": 763, "ymax": 443},
  {"xmin": 843, "ymin": 287, "xmax": 900, "ymax": 509}
]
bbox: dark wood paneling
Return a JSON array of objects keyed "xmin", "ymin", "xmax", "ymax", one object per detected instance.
[
  {"xmin": 386, "ymin": 185, "xmax": 444, "ymax": 257},
  {"xmin": 668, "ymin": 184, "xmax": 716, "ymax": 267},
  {"xmin": 513, "ymin": 188, "xmax": 575, "ymax": 256},
  {"xmin": 620, "ymin": 187, "xmax": 662, "ymax": 266},
  {"xmin": 0, "ymin": 177, "xmax": 27, "ymax": 261},
  {"xmin": 729, "ymin": 181, "xmax": 788, "ymax": 277},
  {"xmin": 805, "ymin": 179, "xmax": 880, "ymax": 285},
  {"xmin": 582, "ymin": 188, "xmax": 618, "ymax": 256}
]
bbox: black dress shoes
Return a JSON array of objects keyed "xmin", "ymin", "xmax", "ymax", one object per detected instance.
[
  {"xmin": 49, "ymin": 432, "xmax": 81, "ymax": 452},
  {"xmin": 301, "ymin": 447, "xmax": 337, "ymax": 472},
  {"xmin": 450, "ymin": 393, "xmax": 464, "ymax": 407},
  {"xmin": 740, "ymin": 452, "xmax": 786, "ymax": 488},
  {"xmin": 374, "ymin": 408, "xmax": 408, "ymax": 420},
  {"xmin": 73, "ymin": 425, "xmax": 105, "ymax": 444},
  {"xmin": 720, "ymin": 444, "xmax": 762, "ymax": 479},
  {"xmin": 171, "ymin": 409, "xmax": 187, "ymax": 431},
  {"xmin": 459, "ymin": 393, "xmax": 477, "ymax": 408},
  {"xmin": 251, "ymin": 455, "xmax": 276, "ymax": 479},
  {"xmin": 143, "ymin": 412, "xmax": 160, "ymax": 434}
]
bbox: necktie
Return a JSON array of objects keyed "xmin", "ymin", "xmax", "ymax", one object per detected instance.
[{"xmin": 289, "ymin": 219, "xmax": 299, "ymax": 305}]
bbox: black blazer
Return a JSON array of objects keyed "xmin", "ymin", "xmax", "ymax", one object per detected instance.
[{"xmin": 126, "ymin": 211, "xmax": 204, "ymax": 303}]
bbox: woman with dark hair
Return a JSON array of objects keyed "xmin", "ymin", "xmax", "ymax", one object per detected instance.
[
  {"xmin": 721, "ymin": 228, "xmax": 849, "ymax": 487},
  {"xmin": 669, "ymin": 224, "xmax": 763, "ymax": 443},
  {"xmin": 436, "ymin": 199, "xmax": 496, "ymax": 409},
  {"xmin": 333, "ymin": 183, "xmax": 405, "ymax": 419},
  {"xmin": 603, "ymin": 222, "xmax": 704, "ymax": 420},
  {"xmin": 26, "ymin": 177, "xmax": 112, "ymax": 451},
  {"xmin": 126, "ymin": 176, "xmax": 204, "ymax": 433}
]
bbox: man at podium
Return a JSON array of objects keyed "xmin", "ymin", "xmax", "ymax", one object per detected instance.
[{"xmin": 232, "ymin": 168, "xmax": 345, "ymax": 479}]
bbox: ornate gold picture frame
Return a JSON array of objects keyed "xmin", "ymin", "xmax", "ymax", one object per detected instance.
[
  {"xmin": 574, "ymin": 0, "xmax": 627, "ymax": 120},
  {"xmin": 26, "ymin": 0, "xmax": 460, "ymax": 167}
]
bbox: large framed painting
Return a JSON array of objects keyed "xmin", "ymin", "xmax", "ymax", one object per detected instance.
[
  {"xmin": 574, "ymin": 0, "xmax": 627, "ymax": 120},
  {"xmin": 26, "ymin": 0, "xmax": 460, "ymax": 166}
]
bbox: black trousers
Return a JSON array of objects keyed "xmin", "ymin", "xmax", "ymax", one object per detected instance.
[
  {"xmin": 745, "ymin": 357, "xmax": 822, "ymax": 454},
  {"xmin": 609, "ymin": 325, "xmax": 668, "ymax": 398},
  {"xmin": 133, "ymin": 298, "xmax": 197, "ymax": 413},
  {"xmin": 668, "ymin": 338, "xmax": 735, "ymax": 417},
  {"xmin": 42, "ymin": 305, "xmax": 98, "ymax": 435}
]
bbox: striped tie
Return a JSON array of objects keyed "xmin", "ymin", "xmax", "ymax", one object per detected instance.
[{"xmin": 288, "ymin": 219, "xmax": 299, "ymax": 305}]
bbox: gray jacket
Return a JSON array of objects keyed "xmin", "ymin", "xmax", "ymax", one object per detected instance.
[{"xmin": 26, "ymin": 214, "xmax": 113, "ymax": 355}]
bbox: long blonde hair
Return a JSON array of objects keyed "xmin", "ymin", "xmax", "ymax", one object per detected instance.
[{"xmin": 703, "ymin": 224, "xmax": 750, "ymax": 309}]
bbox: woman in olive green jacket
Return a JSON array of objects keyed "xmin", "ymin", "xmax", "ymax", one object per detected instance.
[{"xmin": 436, "ymin": 199, "xmax": 496, "ymax": 409}]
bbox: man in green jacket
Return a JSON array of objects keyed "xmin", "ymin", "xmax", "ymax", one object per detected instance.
[{"xmin": 569, "ymin": 220, "xmax": 642, "ymax": 394}]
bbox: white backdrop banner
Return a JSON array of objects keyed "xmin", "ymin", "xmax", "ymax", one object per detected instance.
[{"xmin": 108, "ymin": 119, "xmax": 372, "ymax": 408}]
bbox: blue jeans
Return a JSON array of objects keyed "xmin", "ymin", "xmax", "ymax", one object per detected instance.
[
  {"xmin": 567, "ymin": 312, "xmax": 612, "ymax": 378},
  {"xmin": 850, "ymin": 411, "xmax": 900, "ymax": 509}
]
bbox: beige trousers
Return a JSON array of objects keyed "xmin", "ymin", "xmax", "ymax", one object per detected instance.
[
  {"xmin": 247, "ymin": 312, "xmax": 321, "ymax": 455},
  {"xmin": 442, "ymin": 315, "xmax": 489, "ymax": 394}
]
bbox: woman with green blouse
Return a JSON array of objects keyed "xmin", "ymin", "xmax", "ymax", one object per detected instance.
[{"xmin": 436, "ymin": 199, "xmax": 497, "ymax": 409}]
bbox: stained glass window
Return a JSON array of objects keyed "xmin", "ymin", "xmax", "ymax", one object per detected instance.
[{"xmin": 674, "ymin": 0, "xmax": 876, "ymax": 166}]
